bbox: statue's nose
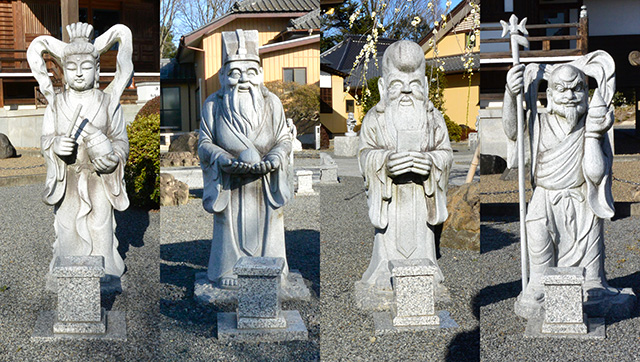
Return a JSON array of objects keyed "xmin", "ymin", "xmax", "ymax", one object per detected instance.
[{"xmin": 401, "ymin": 84, "xmax": 412, "ymax": 94}]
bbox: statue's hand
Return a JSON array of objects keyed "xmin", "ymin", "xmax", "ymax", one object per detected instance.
[
  {"xmin": 93, "ymin": 153, "xmax": 119, "ymax": 174},
  {"xmin": 506, "ymin": 64, "xmax": 525, "ymax": 96},
  {"xmin": 586, "ymin": 104, "xmax": 613, "ymax": 135},
  {"xmin": 386, "ymin": 151, "xmax": 413, "ymax": 177},
  {"xmin": 408, "ymin": 151, "xmax": 432, "ymax": 176},
  {"xmin": 52, "ymin": 136, "xmax": 76, "ymax": 157},
  {"xmin": 219, "ymin": 156, "xmax": 251, "ymax": 174}
]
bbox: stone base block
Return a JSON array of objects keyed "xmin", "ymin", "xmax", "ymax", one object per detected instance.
[
  {"xmin": 217, "ymin": 311, "xmax": 308, "ymax": 342},
  {"xmin": 53, "ymin": 308, "xmax": 106, "ymax": 334},
  {"xmin": 373, "ymin": 310, "xmax": 458, "ymax": 335},
  {"xmin": 238, "ymin": 313, "xmax": 287, "ymax": 329},
  {"xmin": 524, "ymin": 316, "xmax": 605, "ymax": 339},
  {"xmin": 392, "ymin": 315, "xmax": 439, "ymax": 327},
  {"xmin": 32, "ymin": 311, "xmax": 126, "ymax": 341},
  {"xmin": 46, "ymin": 272, "xmax": 125, "ymax": 294},
  {"xmin": 583, "ymin": 287, "xmax": 636, "ymax": 319},
  {"xmin": 541, "ymin": 321, "xmax": 588, "ymax": 334},
  {"xmin": 354, "ymin": 280, "xmax": 451, "ymax": 311},
  {"xmin": 194, "ymin": 270, "xmax": 310, "ymax": 305},
  {"xmin": 333, "ymin": 136, "xmax": 359, "ymax": 157}
]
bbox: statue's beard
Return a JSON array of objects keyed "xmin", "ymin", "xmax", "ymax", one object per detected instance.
[
  {"xmin": 386, "ymin": 93, "xmax": 427, "ymax": 130},
  {"xmin": 223, "ymin": 84, "xmax": 264, "ymax": 133},
  {"xmin": 549, "ymin": 100, "xmax": 586, "ymax": 130}
]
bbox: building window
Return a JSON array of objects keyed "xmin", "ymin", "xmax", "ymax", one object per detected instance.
[
  {"xmin": 161, "ymin": 87, "xmax": 181, "ymax": 130},
  {"xmin": 320, "ymin": 88, "xmax": 332, "ymax": 114},
  {"xmin": 346, "ymin": 99, "xmax": 354, "ymax": 113},
  {"xmin": 284, "ymin": 68, "xmax": 307, "ymax": 85}
]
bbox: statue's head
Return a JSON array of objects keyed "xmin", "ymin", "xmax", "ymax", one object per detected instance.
[
  {"xmin": 546, "ymin": 64, "xmax": 588, "ymax": 127},
  {"xmin": 62, "ymin": 23, "xmax": 99, "ymax": 92},
  {"xmin": 378, "ymin": 40, "xmax": 428, "ymax": 113}
]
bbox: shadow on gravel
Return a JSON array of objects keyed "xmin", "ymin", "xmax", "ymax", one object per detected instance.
[
  {"xmin": 445, "ymin": 328, "xmax": 480, "ymax": 362},
  {"xmin": 476, "ymin": 280, "xmax": 521, "ymax": 311},
  {"xmin": 160, "ymin": 239, "xmax": 210, "ymax": 292},
  {"xmin": 480, "ymin": 221, "xmax": 519, "ymax": 254},
  {"xmin": 286, "ymin": 229, "xmax": 320, "ymax": 296},
  {"xmin": 115, "ymin": 207, "xmax": 152, "ymax": 261}
]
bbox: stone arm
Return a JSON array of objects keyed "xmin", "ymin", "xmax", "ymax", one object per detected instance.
[
  {"xmin": 421, "ymin": 107, "xmax": 452, "ymax": 225},
  {"xmin": 502, "ymin": 64, "xmax": 525, "ymax": 142},
  {"xmin": 261, "ymin": 93, "xmax": 293, "ymax": 208},
  {"xmin": 99, "ymin": 102, "xmax": 130, "ymax": 211},
  {"xmin": 41, "ymin": 104, "xmax": 67, "ymax": 205}
]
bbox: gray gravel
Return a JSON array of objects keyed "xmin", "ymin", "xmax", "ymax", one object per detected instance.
[
  {"xmin": 319, "ymin": 176, "xmax": 480, "ymax": 362},
  {"xmin": 158, "ymin": 191, "xmax": 320, "ymax": 361},
  {"xmin": 0, "ymin": 183, "xmax": 161, "ymax": 361},
  {"xmin": 480, "ymin": 215, "xmax": 640, "ymax": 362}
]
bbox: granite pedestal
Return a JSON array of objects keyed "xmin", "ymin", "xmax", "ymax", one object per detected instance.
[
  {"xmin": 217, "ymin": 257, "xmax": 308, "ymax": 342},
  {"xmin": 334, "ymin": 135, "xmax": 359, "ymax": 157},
  {"xmin": 296, "ymin": 170, "xmax": 317, "ymax": 195}
]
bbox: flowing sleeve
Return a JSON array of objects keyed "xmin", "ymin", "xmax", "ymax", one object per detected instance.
[
  {"xmin": 263, "ymin": 93, "xmax": 292, "ymax": 208},
  {"xmin": 41, "ymin": 102, "xmax": 66, "ymax": 205},
  {"xmin": 422, "ymin": 107, "xmax": 452, "ymax": 225},
  {"xmin": 101, "ymin": 96, "xmax": 129, "ymax": 211},
  {"xmin": 358, "ymin": 109, "xmax": 392, "ymax": 229},
  {"xmin": 198, "ymin": 93, "xmax": 232, "ymax": 214},
  {"xmin": 584, "ymin": 132, "xmax": 615, "ymax": 219}
]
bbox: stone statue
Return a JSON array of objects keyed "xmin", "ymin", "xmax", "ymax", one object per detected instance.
[
  {"xmin": 198, "ymin": 30, "xmax": 294, "ymax": 289},
  {"xmin": 27, "ymin": 23, "xmax": 133, "ymax": 283},
  {"xmin": 345, "ymin": 112, "xmax": 357, "ymax": 136},
  {"xmin": 356, "ymin": 40, "xmax": 452, "ymax": 304},
  {"xmin": 503, "ymin": 50, "xmax": 633, "ymax": 318}
]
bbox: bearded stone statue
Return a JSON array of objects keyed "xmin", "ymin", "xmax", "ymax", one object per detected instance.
[
  {"xmin": 198, "ymin": 30, "xmax": 297, "ymax": 293},
  {"xmin": 355, "ymin": 40, "xmax": 453, "ymax": 309},
  {"xmin": 503, "ymin": 51, "xmax": 636, "ymax": 319}
]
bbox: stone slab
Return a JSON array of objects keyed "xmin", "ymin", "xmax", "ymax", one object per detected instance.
[
  {"xmin": 54, "ymin": 309, "xmax": 106, "ymax": 334},
  {"xmin": 32, "ymin": 310, "xmax": 126, "ymax": 341},
  {"xmin": 392, "ymin": 314, "xmax": 439, "ymax": 327},
  {"xmin": 334, "ymin": 136, "xmax": 359, "ymax": 157},
  {"xmin": 217, "ymin": 311, "xmax": 308, "ymax": 342},
  {"xmin": 524, "ymin": 316, "xmax": 605, "ymax": 339},
  {"xmin": 194, "ymin": 270, "xmax": 310, "ymax": 304},
  {"xmin": 389, "ymin": 258, "xmax": 437, "ymax": 277},
  {"xmin": 355, "ymin": 280, "xmax": 451, "ymax": 311},
  {"xmin": 238, "ymin": 314, "xmax": 287, "ymax": 329},
  {"xmin": 234, "ymin": 256, "xmax": 284, "ymax": 277},
  {"xmin": 46, "ymin": 273, "xmax": 126, "ymax": 294},
  {"xmin": 237, "ymin": 274, "xmax": 281, "ymax": 319},
  {"xmin": 52, "ymin": 256, "xmax": 105, "ymax": 278},
  {"xmin": 542, "ymin": 267, "xmax": 584, "ymax": 285},
  {"xmin": 373, "ymin": 310, "xmax": 458, "ymax": 335}
]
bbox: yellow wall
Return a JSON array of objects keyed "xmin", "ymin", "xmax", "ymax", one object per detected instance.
[
  {"xmin": 442, "ymin": 73, "xmax": 479, "ymax": 128},
  {"xmin": 425, "ymin": 32, "xmax": 480, "ymax": 58},
  {"xmin": 320, "ymin": 74, "xmax": 363, "ymax": 133},
  {"xmin": 201, "ymin": 18, "xmax": 291, "ymax": 95},
  {"xmin": 261, "ymin": 42, "xmax": 320, "ymax": 84}
]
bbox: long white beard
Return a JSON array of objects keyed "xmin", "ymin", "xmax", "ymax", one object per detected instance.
[
  {"xmin": 549, "ymin": 101, "xmax": 586, "ymax": 131},
  {"xmin": 387, "ymin": 97, "xmax": 427, "ymax": 130},
  {"xmin": 223, "ymin": 85, "xmax": 265, "ymax": 134}
]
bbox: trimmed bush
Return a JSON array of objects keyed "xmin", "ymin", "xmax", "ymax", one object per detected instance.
[
  {"xmin": 445, "ymin": 115, "xmax": 462, "ymax": 142},
  {"xmin": 125, "ymin": 98, "xmax": 160, "ymax": 208}
]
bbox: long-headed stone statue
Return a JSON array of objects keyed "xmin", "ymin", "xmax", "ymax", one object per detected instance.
[
  {"xmin": 199, "ymin": 30, "xmax": 295, "ymax": 291},
  {"xmin": 503, "ymin": 50, "xmax": 635, "ymax": 318},
  {"xmin": 356, "ymin": 40, "xmax": 452, "ymax": 307},
  {"xmin": 27, "ymin": 23, "xmax": 133, "ymax": 284}
]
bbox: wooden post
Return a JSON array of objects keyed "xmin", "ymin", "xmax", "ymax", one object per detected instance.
[
  {"xmin": 61, "ymin": 0, "xmax": 79, "ymax": 42},
  {"xmin": 578, "ymin": 5, "xmax": 588, "ymax": 54},
  {"xmin": 13, "ymin": 1, "xmax": 24, "ymax": 69}
]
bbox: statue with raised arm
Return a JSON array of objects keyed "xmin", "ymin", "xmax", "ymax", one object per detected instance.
[
  {"xmin": 198, "ymin": 30, "xmax": 295, "ymax": 291},
  {"xmin": 503, "ymin": 51, "xmax": 635, "ymax": 318},
  {"xmin": 356, "ymin": 40, "xmax": 452, "ymax": 307},
  {"xmin": 27, "ymin": 23, "xmax": 134, "ymax": 283}
]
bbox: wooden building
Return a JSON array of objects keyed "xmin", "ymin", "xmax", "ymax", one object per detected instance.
[{"xmin": 166, "ymin": 0, "xmax": 320, "ymax": 133}]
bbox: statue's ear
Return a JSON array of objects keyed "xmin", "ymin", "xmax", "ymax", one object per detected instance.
[{"xmin": 378, "ymin": 77, "xmax": 386, "ymax": 100}]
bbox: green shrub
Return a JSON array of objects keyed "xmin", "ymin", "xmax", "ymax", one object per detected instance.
[
  {"xmin": 265, "ymin": 81, "xmax": 319, "ymax": 134},
  {"xmin": 445, "ymin": 115, "xmax": 461, "ymax": 142},
  {"xmin": 125, "ymin": 100, "xmax": 160, "ymax": 209}
]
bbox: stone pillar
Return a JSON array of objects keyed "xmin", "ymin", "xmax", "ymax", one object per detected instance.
[
  {"xmin": 234, "ymin": 257, "xmax": 286, "ymax": 329},
  {"xmin": 390, "ymin": 259, "xmax": 439, "ymax": 327},
  {"xmin": 296, "ymin": 170, "xmax": 315, "ymax": 195},
  {"xmin": 52, "ymin": 256, "xmax": 106, "ymax": 334},
  {"xmin": 333, "ymin": 136, "xmax": 359, "ymax": 157},
  {"xmin": 541, "ymin": 267, "xmax": 587, "ymax": 334}
]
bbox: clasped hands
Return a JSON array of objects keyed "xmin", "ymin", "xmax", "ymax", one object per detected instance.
[
  {"xmin": 386, "ymin": 151, "xmax": 432, "ymax": 177},
  {"xmin": 219, "ymin": 154, "xmax": 280, "ymax": 175}
]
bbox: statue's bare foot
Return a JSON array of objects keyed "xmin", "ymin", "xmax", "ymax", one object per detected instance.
[
  {"xmin": 584, "ymin": 285, "xmax": 620, "ymax": 302},
  {"xmin": 375, "ymin": 275, "xmax": 392, "ymax": 291},
  {"xmin": 218, "ymin": 277, "xmax": 238, "ymax": 289}
]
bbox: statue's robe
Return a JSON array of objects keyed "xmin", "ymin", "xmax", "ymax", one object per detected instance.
[
  {"xmin": 41, "ymin": 90, "xmax": 129, "ymax": 277},
  {"xmin": 357, "ymin": 103, "xmax": 452, "ymax": 288},
  {"xmin": 198, "ymin": 89, "xmax": 292, "ymax": 284},
  {"xmin": 522, "ymin": 112, "xmax": 614, "ymax": 291}
]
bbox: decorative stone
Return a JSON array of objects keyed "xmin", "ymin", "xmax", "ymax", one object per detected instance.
[
  {"xmin": 0, "ymin": 133, "xmax": 17, "ymax": 159},
  {"xmin": 441, "ymin": 182, "xmax": 480, "ymax": 251},
  {"xmin": 160, "ymin": 173, "xmax": 189, "ymax": 206},
  {"xmin": 355, "ymin": 40, "xmax": 452, "ymax": 310},
  {"xmin": 334, "ymin": 136, "xmax": 359, "ymax": 157},
  {"xmin": 168, "ymin": 131, "xmax": 199, "ymax": 156},
  {"xmin": 389, "ymin": 259, "xmax": 440, "ymax": 327},
  {"xmin": 216, "ymin": 257, "xmax": 308, "ymax": 342},
  {"xmin": 319, "ymin": 152, "xmax": 338, "ymax": 183},
  {"xmin": 296, "ymin": 170, "xmax": 316, "ymax": 195},
  {"xmin": 502, "ymin": 47, "xmax": 636, "ymax": 319},
  {"xmin": 198, "ymin": 29, "xmax": 308, "ymax": 300}
]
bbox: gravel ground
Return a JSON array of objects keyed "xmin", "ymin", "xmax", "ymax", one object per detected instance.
[
  {"xmin": 158, "ymin": 191, "xmax": 320, "ymax": 361},
  {"xmin": 319, "ymin": 176, "xmax": 480, "ymax": 362},
  {"xmin": 480, "ymin": 215, "xmax": 640, "ymax": 362},
  {"xmin": 0, "ymin": 183, "xmax": 161, "ymax": 361}
]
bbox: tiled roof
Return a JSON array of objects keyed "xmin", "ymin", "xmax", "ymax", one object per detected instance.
[
  {"xmin": 161, "ymin": 58, "xmax": 196, "ymax": 81},
  {"xmin": 288, "ymin": 8, "xmax": 321, "ymax": 30},
  {"xmin": 232, "ymin": 0, "xmax": 318, "ymax": 13},
  {"xmin": 425, "ymin": 53, "xmax": 479, "ymax": 73},
  {"xmin": 321, "ymin": 35, "xmax": 397, "ymax": 75}
]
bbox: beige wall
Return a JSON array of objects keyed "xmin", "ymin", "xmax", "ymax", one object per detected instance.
[
  {"xmin": 425, "ymin": 32, "xmax": 480, "ymax": 58},
  {"xmin": 442, "ymin": 73, "xmax": 479, "ymax": 128},
  {"xmin": 320, "ymin": 74, "xmax": 363, "ymax": 134},
  {"xmin": 261, "ymin": 42, "xmax": 320, "ymax": 84}
]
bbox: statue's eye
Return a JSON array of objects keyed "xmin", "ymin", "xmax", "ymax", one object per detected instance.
[
  {"xmin": 574, "ymin": 84, "xmax": 583, "ymax": 92},
  {"xmin": 66, "ymin": 64, "xmax": 77, "ymax": 71},
  {"xmin": 229, "ymin": 69, "xmax": 241, "ymax": 78},
  {"xmin": 555, "ymin": 85, "xmax": 565, "ymax": 92},
  {"xmin": 390, "ymin": 80, "xmax": 402, "ymax": 89},
  {"xmin": 410, "ymin": 80, "xmax": 422, "ymax": 88},
  {"xmin": 247, "ymin": 69, "xmax": 257, "ymax": 77}
]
